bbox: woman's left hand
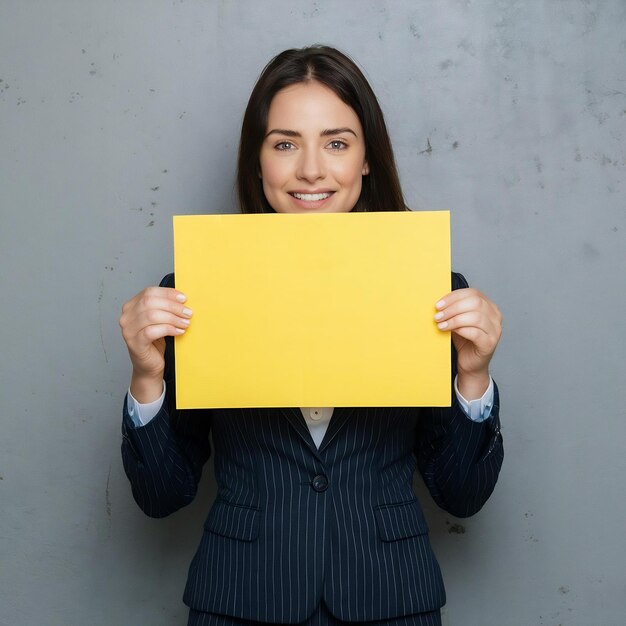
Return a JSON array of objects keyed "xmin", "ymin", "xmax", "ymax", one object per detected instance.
[{"xmin": 434, "ymin": 288, "xmax": 502, "ymax": 400}]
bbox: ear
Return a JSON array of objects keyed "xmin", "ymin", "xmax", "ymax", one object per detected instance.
[{"xmin": 362, "ymin": 161, "xmax": 370, "ymax": 176}]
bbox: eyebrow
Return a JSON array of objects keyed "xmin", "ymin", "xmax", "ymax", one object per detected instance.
[{"xmin": 265, "ymin": 127, "xmax": 358, "ymax": 138}]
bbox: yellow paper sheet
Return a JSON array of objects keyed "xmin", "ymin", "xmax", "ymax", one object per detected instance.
[{"xmin": 173, "ymin": 211, "xmax": 451, "ymax": 408}]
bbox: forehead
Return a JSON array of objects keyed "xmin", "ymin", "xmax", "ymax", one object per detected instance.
[{"xmin": 267, "ymin": 80, "xmax": 362, "ymax": 132}]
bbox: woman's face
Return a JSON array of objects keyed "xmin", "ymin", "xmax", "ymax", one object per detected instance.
[{"xmin": 259, "ymin": 80, "xmax": 369, "ymax": 214}]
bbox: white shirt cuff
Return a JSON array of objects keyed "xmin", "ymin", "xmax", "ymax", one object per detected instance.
[
  {"xmin": 127, "ymin": 381, "xmax": 166, "ymax": 427},
  {"xmin": 453, "ymin": 375, "xmax": 494, "ymax": 422}
]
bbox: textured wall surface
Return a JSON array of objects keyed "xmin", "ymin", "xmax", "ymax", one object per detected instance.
[{"xmin": 1, "ymin": 2, "xmax": 625, "ymax": 625}]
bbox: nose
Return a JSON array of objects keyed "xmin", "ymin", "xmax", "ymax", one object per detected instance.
[{"xmin": 296, "ymin": 147, "xmax": 325, "ymax": 182}]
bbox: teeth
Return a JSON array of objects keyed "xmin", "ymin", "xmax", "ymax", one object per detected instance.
[{"xmin": 292, "ymin": 192, "xmax": 332, "ymax": 201}]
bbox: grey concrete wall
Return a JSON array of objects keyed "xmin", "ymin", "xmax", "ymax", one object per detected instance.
[{"xmin": 1, "ymin": 1, "xmax": 624, "ymax": 624}]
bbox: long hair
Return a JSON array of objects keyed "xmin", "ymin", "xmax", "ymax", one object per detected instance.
[{"xmin": 237, "ymin": 45, "xmax": 407, "ymax": 213}]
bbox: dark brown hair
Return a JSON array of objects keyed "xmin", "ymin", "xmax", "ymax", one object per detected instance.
[{"xmin": 237, "ymin": 45, "xmax": 407, "ymax": 213}]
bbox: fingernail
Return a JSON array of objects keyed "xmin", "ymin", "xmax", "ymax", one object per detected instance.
[
  {"xmin": 435, "ymin": 300, "xmax": 446, "ymax": 309},
  {"xmin": 437, "ymin": 321, "xmax": 448, "ymax": 330},
  {"xmin": 176, "ymin": 294, "xmax": 187, "ymax": 303},
  {"xmin": 181, "ymin": 319, "xmax": 190, "ymax": 326},
  {"xmin": 175, "ymin": 328, "xmax": 185, "ymax": 334},
  {"xmin": 183, "ymin": 307, "xmax": 193, "ymax": 317},
  {"xmin": 434, "ymin": 312, "xmax": 444, "ymax": 321}
]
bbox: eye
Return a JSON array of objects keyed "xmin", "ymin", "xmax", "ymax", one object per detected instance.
[
  {"xmin": 275, "ymin": 141, "xmax": 295, "ymax": 151},
  {"xmin": 328, "ymin": 140, "xmax": 348, "ymax": 150}
]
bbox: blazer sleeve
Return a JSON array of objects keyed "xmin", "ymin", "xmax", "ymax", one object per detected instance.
[
  {"xmin": 415, "ymin": 272, "xmax": 504, "ymax": 518},
  {"xmin": 121, "ymin": 273, "xmax": 212, "ymax": 518}
]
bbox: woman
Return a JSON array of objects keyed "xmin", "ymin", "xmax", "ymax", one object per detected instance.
[{"xmin": 120, "ymin": 46, "xmax": 503, "ymax": 626}]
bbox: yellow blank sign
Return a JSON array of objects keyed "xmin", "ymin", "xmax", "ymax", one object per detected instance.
[{"xmin": 174, "ymin": 211, "xmax": 451, "ymax": 409}]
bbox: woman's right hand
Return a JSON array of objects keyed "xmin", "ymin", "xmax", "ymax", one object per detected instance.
[{"xmin": 119, "ymin": 286, "xmax": 192, "ymax": 402}]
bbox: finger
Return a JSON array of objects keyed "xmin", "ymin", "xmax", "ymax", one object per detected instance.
[
  {"xmin": 139, "ymin": 308, "xmax": 192, "ymax": 330},
  {"xmin": 441, "ymin": 311, "xmax": 501, "ymax": 354},
  {"xmin": 452, "ymin": 324, "xmax": 500, "ymax": 357},
  {"xmin": 141, "ymin": 285, "xmax": 188, "ymax": 303},
  {"xmin": 436, "ymin": 311, "xmax": 490, "ymax": 334},
  {"xmin": 450, "ymin": 325, "xmax": 486, "ymax": 347},
  {"xmin": 139, "ymin": 323, "xmax": 186, "ymax": 344},
  {"xmin": 122, "ymin": 286, "xmax": 188, "ymax": 314},
  {"xmin": 434, "ymin": 294, "xmax": 486, "ymax": 322},
  {"xmin": 126, "ymin": 323, "xmax": 187, "ymax": 356},
  {"xmin": 435, "ymin": 287, "xmax": 483, "ymax": 309},
  {"xmin": 136, "ymin": 292, "xmax": 192, "ymax": 315},
  {"xmin": 123, "ymin": 309, "xmax": 192, "ymax": 343},
  {"xmin": 120, "ymin": 294, "xmax": 193, "ymax": 328},
  {"xmin": 120, "ymin": 299, "xmax": 191, "ymax": 338}
]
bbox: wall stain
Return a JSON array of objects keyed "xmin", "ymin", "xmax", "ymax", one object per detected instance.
[
  {"xmin": 584, "ymin": 87, "xmax": 610, "ymax": 125},
  {"xmin": 146, "ymin": 220, "xmax": 155, "ymax": 227},
  {"xmin": 303, "ymin": 2, "xmax": 320, "ymax": 18},
  {"xmin": 440, "ymin": 59, "xmax": 453, "ymax": 70},
  {"xmin": 162, "ymin": 169, "xmax": 168, "ymax": 173},
  {"xmin": 446, "ymin": 521, "xmax": 466, "ymax": 534},
  {"xmin": 452, "ymin": 141, "xmax": 459, "ymax": 149},
  {"xmin": 179, "ymin": 111, "xmax": 186, "ymax": 119},
  {"xmin": 151, "ymin": 186, "xmax": 160, "ymax": 191},
  {"xmin": 105, "ymin": 464, "xmax": 112, "ymax": 518},
  {"xmin": 448, "ymin": 524, "xmax": 465, "ymax": 534},
  {"xmin": 458, "ymin": 39, "xmax": 477, "ymax": 57},
  {"xmin": 419, "ymin": 138, "xmax": 433, "ymax": 155},
  {"xmin": 98, "ymin": 279, "xmax": 108, "ymax": 363},
  {"xmin": 581, "ymin": 242, "xmax": 600, "ymax": 260},
  {"xmin": 558, "ymin": 585, "xmax": 570, "ymax": 595},
  {"xmin": 409, "ymin": 24, "xmax": 420, "ymax": 38}
]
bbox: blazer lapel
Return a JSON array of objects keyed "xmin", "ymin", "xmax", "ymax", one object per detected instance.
[
  {"xmin": 279, "ymin": 407, "xmax": 323, "ymax": 459},
  {"xmin": 318, "ymin": 406, "xmax": 356, "ymax": 453},
  {"xmin": 280, "ymin": 406, "xmax": 358, "ymax": 458}
]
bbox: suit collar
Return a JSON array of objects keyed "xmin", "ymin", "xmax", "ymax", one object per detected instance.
[
  {"xmin": 279, "ymin": 406, "xmax": 356, "ymax": 458},
  {"xmin": 318, "ymin": 407, "xmax": 355, "ymax": 453},
  {"xmin": 279, "ymin": 407, "xmax": 322, "ymax": 459}
]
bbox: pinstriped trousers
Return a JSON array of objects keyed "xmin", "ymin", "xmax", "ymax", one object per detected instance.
[{"xmin": 188, "ymin": 602, "xmax": 442, "ymax": 626}]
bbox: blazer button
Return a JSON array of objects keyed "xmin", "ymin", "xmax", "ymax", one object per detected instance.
[{"xmin": 311, "ymin": 474, "xmax": 329, "ymax": 492}]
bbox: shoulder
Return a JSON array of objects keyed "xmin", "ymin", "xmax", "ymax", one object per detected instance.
[
  {"xmin": 451, "ymin": 271, "xmax": 469, "ymax": 291},
  {"xmin": 159, "ymin": 273, "xmax": 175, "ymax": 288},
  {"xmin": 162, "ymin": 271, "xmax": 468, "ymax": 291}
]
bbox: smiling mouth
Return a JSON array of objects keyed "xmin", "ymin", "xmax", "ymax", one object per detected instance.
[{"xmin": 290, "ymin": 192, "xmax": 333, "ymax": 201}]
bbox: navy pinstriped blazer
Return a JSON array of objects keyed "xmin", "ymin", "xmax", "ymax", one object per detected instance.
[{"xmin": 121, "ymin": 272, "xmax": 503, "ymax": 623}]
